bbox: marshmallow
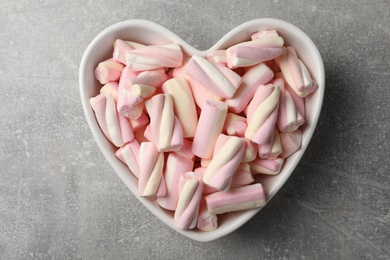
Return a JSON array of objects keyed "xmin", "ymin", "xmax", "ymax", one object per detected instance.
[
  {"xmin": 174, "ymin": 138, "xmax": 195, "ymax": 160},
  {"xmin": 146, "ymin": 94, "xmax": 183, "ymax": 152},
  {"xmin": 279, "ymin": 129, "xmax": 302, "ymax": 158},
  {"xmin": 162, "ymin": 78, "xmax": 198, "ymax": 138},
  {"xmin": 157, "ymin": 153, "xmax": 194, "ymax": 211},
  {"xmin": 241, "ymin": 138, "xmax": 258, "ymax": 163},
  {"xmin": 226, "ymin": 32, "xmax": 284, "ymax": 69},
  {"xmin": 126, "ymin": 43, "xmax": 183, "ymax": 71},
  {"xmin": 203, "ymin": 134, "xmax": 245, "ymax": 191},
  {"xmin": 171, "ymin": 63, "xmax": 222, "ymax": 109},
  {"xmin": 258, "ymin": 128, "xmax": 282, "ymax": 159},
  {"xmin": 113, "ymin": 39, "xmax": 145, "ymax": 64},
  {"xmin": 193, "ymin": 167, "xmax": 219, "ymax": 195},
  {"xmin": 274, "ymin": 74, "xmax": 305, "ymax": 132},
  {"xmin": 223, "ymin": 113, "xmax": 247, "ymax": 137},
  {"xmin": 100, "ymin": 82, "xmax": 119, "ymax": 102},
  {"xmin": 192, "ymin": 100, "xmax": 228, "ymax": 159},
  {"xmin": 115, "ymin": 139, "xmax": 141, "ymax": 178},
  {"xmin": 90, "ymin": 93, "xmax": 134, "ymax": 147},
  {"xmin": 205, "ymin": 183, "xmax": 266, "ymax": 214},
  {"xmin": 185, "ymin": 54, "xmax": 241, "ymax": 98},
  {"xmin": 174, "ymin": 171, "xmax": 203, "ymax": 230},
  {"xmin": 275, "ymin": 47, "xmax": 318, "ymax": 97},
  {"xmin": 245, "ymin": 84, "xmax": 280, "ymax": 144},
  {"xmin": 197, "ymin": 199, "xmax": 218, "ymax": 232},
  {"xmin": 129, "ymin": 111, "xmax": 149, "ymax": 132},
  {"xmin": 251, "ymin": 29, "xmax": 280, "ymax": 40},
  {"xmin": 138, "ymin": 142, "xmax": 166, "ymax": 197},
  {"xmin": 225, "ymin": 62, "xmax": 274, "ymax": 113},
  {"xmin": 250, "ymin": 157, "xmax": 284, "ymax": 175},
  {"xmin": 231, "ymin": 163, "xmax": 255, "ymax": 188},
  {"xmin": 206, "ymin": 50, "xmax": 227, "ymax": 64},
  {"xmin": 94, "ymin": 58, "xmax": 125, "ymax": 85}
]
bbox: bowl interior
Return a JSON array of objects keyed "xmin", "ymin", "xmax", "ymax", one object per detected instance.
[{"xmin": 79, "ymin": 18, "xmax": 325, "ymax": 242}]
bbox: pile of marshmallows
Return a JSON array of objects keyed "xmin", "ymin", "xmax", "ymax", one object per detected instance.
[{"xmin": 90, "ymin": 30, "xmax": 318, "ymax": 231}]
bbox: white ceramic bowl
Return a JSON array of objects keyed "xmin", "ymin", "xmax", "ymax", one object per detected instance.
[{"xmin": 79, "ymin": 18, "xmax": 325, "ymax": 242}]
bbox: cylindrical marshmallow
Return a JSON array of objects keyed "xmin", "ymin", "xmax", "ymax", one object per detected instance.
[
  {"xmin": 94, "ymin": 58, "xmax": 124, "ymax": 85},
  {"xmin": 206, "ymin": 50, "xmax": 227, "ymax": 64},
  {"xmin": 157, "ymin": 153, "xmax": 194, "ymax": 211},
  {"xmin": 115, "ymin": 139, "xmax": 141, "ymax": 178},
  {"xmin": 100, "ymin": 82, "xmax": 119, "ymax": 102},
  {"xmin": 274, "ymin": 75, "xmax": 305, "ymax": 132},
  {"xmin": 250, "ymin": 157, "xmax": 284, "ymax": 175},
  {"xmin": 138, "ymin": 142, "xmax": 166, "ymax": 197},
  {"xmin": 231, "ymin": 163, "xmax": 255, "ymax": 188},
  {"xmin": 113, "ymin": 39, "xmax": 145, "ymax": 64},
  {"xmin": 245, "ymin": 84, "xmax": 280, "ymax": 144},
  {"xmin": 280, "ymin": 129, "xmax": 302, "ymax": 158},
  {"xmin": 126, "ymin": 43, "xmax": 183, "ymax": 71},
  {"xmin": 226, "ymin": 33, "xmax": 284, "ymax": 69},
  {"xmin": 185, "ymin": 54, "xmax": 241, "ymax": 99},
  {"xmin": 192, "ymin": 100, "xmax": 228, "ymax": 159},
  {"xmin": 275, "ymin": 47, "xmax": 318, "ymax": 97},
  {"xmin": 90, "ymin": 93, "xmax": 134, "ymax": 147},
  {"xmin": 162, "ymin": 78, "xmax": 198, "ymax": 138},
  {"xmin": 146, "ymin": 93, "xmax": 184, "ymax": 152},
  {"xmin": 241, "ymin": 138, "xmax": 258, "ymax": 163},
  {"xmin": 203, "ymin": 134, "xmax": 245, "ymax": 191},
  {"xmin": 174, "ymin": 171, "xmax": 203, "ymax": 230},
  {"xmin": 225, "ymin": 62, "xmax": 274, "ymax": 113},
  {"xmin": 205, "ymin": 183, "xmax": 266, "ymax": 214},
  {"xmin": 258, "ymin": 127, "xmax": 282, "ymax": 159},
  {"xmin": 223, "ymin": 113, "xmax": 247, "ymax": 137}
]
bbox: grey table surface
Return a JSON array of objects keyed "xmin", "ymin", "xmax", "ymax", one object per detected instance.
[{"xmin": 1, "ymin": 0, "xmax": 389, "ymax": 259}]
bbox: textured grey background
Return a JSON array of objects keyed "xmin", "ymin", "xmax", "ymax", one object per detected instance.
[{"xmin": 1, "ymin": 0, "xmax": 389, "ymax": 259}]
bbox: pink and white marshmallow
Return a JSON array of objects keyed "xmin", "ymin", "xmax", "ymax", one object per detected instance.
[
  {"xmin": 203, "ymin": 134, "xmax": 245, "ymax": 191},
  {"xmin": 126, "ymin": 43, "xmax": 183, "ymax": 71},
  {"xmin": 225, "ymin": 62, "xmax": 274, "ymax": 113},
  {"xmin": 94, "ymin": 58, "xmax": 125, "ymax": 85},
  {"xmin": 245, "ymin": 84, "xmax": 280, "ymax": 144},
  {"xmin": 146, "ymin": 93, "xmax": 183, "ymax": 152},
  {"xmin": 185, "ymin": 54, "xmax": 242, "ymax": 98},
  {"xmin": 162, "ymin": 78, "xmax": 198, "ymax": 138},
  {"xmin": 90, "ymin": 93, "xmax": 134, "ymax": 147},
  {"xmin": 197, "ymin": 199, "xmax": 218, "ymax": 232},
  {"xmin": 192, "ymin": 100, "xmax": 228, "ymax": 159},
  {"xmin": 115, "ymin": 139, "xmax": 141, "ymax": 178},
  {"xmin": 226, "ymin": 30, "xmax": 284, "ymax": 69},
  {"xmin": 250, "ymin": 157, "xmax": 284, "ymax": 175},
  {"xmin": 138, "ymin": 142, "xmax": 166, "ymax": 197},
  {"xmin": 100, "ymin": 82, "xmax": 119, "ymax": 102},
  {"xmin": 258, "ymin": 128, "xmax": 282, "ymax": 159},
  {"xmin": 113, "ymin": 39, "xmax": 145, "ymax": 64},
  {"xmin": 205, "ymin": 183, "xmax": 266, "ymax": 214},
  {"xmin": 174, "ymin": 171, "xmax": 203, "ymax": 230},
  {"xmin": 275, "ymin": 47, "xmax": 318, "ymax": 97},
  {"xmin": 157, "ymin": 153, "xmax": 194, "ymax": 211},
  {"xmin": 223, "ymin": 113, "xmax": 247, "ymax": 137}
]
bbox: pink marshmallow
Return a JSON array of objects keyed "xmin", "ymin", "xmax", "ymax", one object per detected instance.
[
  {"xmin": 94, "ymin": 58, "xmax": 124, "ymax": 85},
  {"xmin": 226, "ymin": 32, "xmax": 284, "ymax": 69},
  {"xmin": 185, "ymin": 54, "xmax": 241, "ymax": 98},
  {"xmin": 174, "ymin": 138, "xmax": 195, "ymax": 160},
  {"xmin": 157, "ymin": 153, "xmax": 194, "ymax": 211},
  {"xmin": 100, "ymin": 82, "xmax": 119, "ymax": 102},
  {"xmin": 90, "ymin": 93, "xmax": 134, "ymax": 147},
  {"xmin": 126, "ymin": 43, "xmax": 183, "ymax": 71},
  {"xmin": 205, "ymin": 183, "xmax": 266, "ymax": 214},
  {"xmin": 250, "ymin": 157, "xmax": 284, "ymax": 175},
  {"xmin": 146, "ymin": 93, "xmax": 183, "ymax": 152},
  {"xmin": 115, "ymin": 139, "xmax": 141, "ymax": 178},
  {"xmin": 258, "ymin": 128, "xmax": 282, "ymax": 159},
  {"xmin": 241, "ymin": 138, "xmax": 258, "ymax": 163},
  {"xmin": 192, "ymin": 100, "xmax": 228, "ymax": 159},
  {"xmin": 231, "ymin": 163, "xmax": 255, "ymax": 188},
  {"xmin": 206, "ymin": 50, "xmax": 227, "ymax": 64},
  {"xmin": 203, "ymin": 134, "xmax": 245, "ymax": 191},
  {"xmin": 113, "ymin": 39, "xmax": 145, "ymax": 64},
  {"xmin": 245, "ymin": 84, "xmax": 280, "ymax": 144},
  {"xmin": 129, "ymin": 111, "xmax": 149, "ymax": 132},
  {"xmin": 223, "ymin": 113, "xmax": 247, "ymax": 137},
  {"xmin": 138, "ymin": 142, "xmax": 166, "ymax": 197},
  {"xmin": 225, "ymin": 62, "xmax": 274, "ymax": 113},
  {"xmin": 174, "ymin": 171, "xmax": 203, "ymax": 230}
]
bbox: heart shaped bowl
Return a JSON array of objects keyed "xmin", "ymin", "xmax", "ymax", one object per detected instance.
[{"xmin": 79, "ymin": 18, "xmax": 325, "ymax": 242}]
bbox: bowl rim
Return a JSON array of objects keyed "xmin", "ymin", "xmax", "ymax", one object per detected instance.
[{"xmin": 79, "ymin": 18, "xmax": 325, "ymax": 242}]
